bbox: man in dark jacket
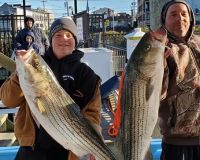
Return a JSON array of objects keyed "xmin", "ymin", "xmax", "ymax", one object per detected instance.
[
  {"xmin": 13, "ymin": 16, "xmax": 49, "ymax": 55},
  {"xmin": 159, "ymin": 0, "xmax": 200, "ymax": 160},
  {"xmin": 1, "ymin": 16, "xmax": 101, "ymax": 160}
]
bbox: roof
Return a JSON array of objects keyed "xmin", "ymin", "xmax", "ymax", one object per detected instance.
[{"xmin": 124, "ymin": 28, "xmax": 145, "ymax": 39}]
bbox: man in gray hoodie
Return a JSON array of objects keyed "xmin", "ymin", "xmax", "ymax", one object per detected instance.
[{"xmin": 159, "ymin": 0, "xmax": 200, "ymax": 160}]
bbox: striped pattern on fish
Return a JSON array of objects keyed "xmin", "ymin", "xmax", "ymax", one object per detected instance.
[
  {"xmin": 117, "ymin": 28, "xmax": 167, "ymax": 160},
  {"xmin": 15, "ymin": 51, "xmax": 117, "ymax": 160}
]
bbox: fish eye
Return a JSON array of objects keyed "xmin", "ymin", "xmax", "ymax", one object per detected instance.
[{"xmin": 143, "ymin": 44, "xmax": 151, "ymax": 52}]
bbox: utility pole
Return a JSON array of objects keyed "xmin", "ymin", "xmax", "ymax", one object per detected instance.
[
  {"xmin": 64, "ymin": 0, "xmax": 69, "ymax": 16},
  {"xmin": 74, "ymin": 0, "xmax": 77, "ymax": 14},
  {"xmin": 41, "ymin": 0, "xmax": 47, "ymax": 30},
  {"xmin": 41, "ymin": 0, "xmax": 47, "ymax": 12},
  {"xmin": 23, "ymin": 0, "xmax": 26, "ymax": 20},
  {"xmin": 86, "ymin": 0, "xmax": 89, "ymax": 13}
]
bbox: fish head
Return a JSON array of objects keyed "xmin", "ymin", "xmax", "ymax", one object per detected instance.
[
  {"xmin": 127, "ymin": 27, "xmax": 167, "ymax": 78},
  {"xmin": 15, "ymin": 49, "xmax": 54, "ymax": 98}
]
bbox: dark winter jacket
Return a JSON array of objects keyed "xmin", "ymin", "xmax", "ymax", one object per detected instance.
[
  {"xmin": 159, "ymin": 0, "xmax": 200, "ymax": 145},
  {"xmin": 14, "ymin": 25, "xmax": 49, "ymax": 55},
  {"xmin": 17, "ymin": 30, "xmax": 41, "ymax": 54},
  {"xmin": 36, "ymin": 48, "xmax": 101, "ymax": 151},
  {"xmin": 43, "ymin": 48, "xmax": 101, "ymax": 110},
  {"xmin": 0, "ymin": 48, "xmax": 102, "ymax": 160}
]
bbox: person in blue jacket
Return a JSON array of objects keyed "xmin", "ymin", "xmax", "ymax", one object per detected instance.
[
  {"xmin": 17, "ymin": 30, "xmax": 41, "ymax": 54},
  {"xmin": 13, "ymin": 16, "xmax": 49, "ymax": 55}
]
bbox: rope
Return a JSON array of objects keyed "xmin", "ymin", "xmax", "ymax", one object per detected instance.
[{"xmin": 107, "ymin": 70, "xmax": 125, "ymax": 137}]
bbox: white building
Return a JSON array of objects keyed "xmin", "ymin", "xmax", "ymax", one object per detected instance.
[{"xmin": 0, "ymin": 3, "xmax": 54, "ymax": 31}]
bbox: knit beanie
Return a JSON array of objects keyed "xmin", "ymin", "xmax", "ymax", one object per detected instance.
[
  {"xmin": 160, "ymin": 0, "xmax": 195, "ymax": 26},
  {"xmin": 50, "ymin": 17, "xmax": 78, "ymax": 45}
]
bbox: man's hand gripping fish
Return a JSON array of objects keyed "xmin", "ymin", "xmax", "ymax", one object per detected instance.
[{"xmin": 15, "ymin": 50, "xmax": 117, "ymax": 160}]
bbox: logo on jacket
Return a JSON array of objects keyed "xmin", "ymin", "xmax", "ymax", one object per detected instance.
[
  {"xmin": 62, "ymin": 75, "xmax": 74, "ymax": 81},
  {"xmin": 73, "ymin": 90, "xmax": 84, "ymax": 98}
]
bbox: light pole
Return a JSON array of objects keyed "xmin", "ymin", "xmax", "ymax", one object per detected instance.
[
  {"xmin": 131, "ymin": 1, "xmax": 137, "ymax": 27},
  {"xmin": 41, "ymin": 0, "xmax": 47, "ymax": 30},
  {"xmin": 112, "ymin": 11, "xmax": 114, "ymax": 31}
]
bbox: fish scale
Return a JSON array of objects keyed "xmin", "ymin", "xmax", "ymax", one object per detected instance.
[
  {"xmin": 116, "ymin": 28, "xmax": 167, "ymax": 160},
  {"xmin": 15, "ymin": 51, "xmax": 117, "ymax": 160},
  {"xmin": 41, "ymin": 85, "xmax": 112, "ymax": 159},
  {"xmin": 39, "ymin": 91, "xmax": 80, "ymax": 148},
  {"xmin": 126, "ymin": 80, "xmax": 149, "ymax": 159},
  {"xmin": 39, "ymin": 90, "xmax": 94, "ymax": 155}
]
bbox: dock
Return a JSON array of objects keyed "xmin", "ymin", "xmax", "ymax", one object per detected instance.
[
  {"xmin": 0, "ymin": 101, "xmax": 18, "ymax": 147},
  {"xmin": 0, "ymin": 100, "xmax": 116, "ymax": 145}
]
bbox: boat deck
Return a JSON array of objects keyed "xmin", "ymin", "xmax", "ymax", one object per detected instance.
[
  {"xmin": 0, "ymin": 100, "xmax": 162, "ymax": 160},
  {"xmin": 0, "ymin": 101, "xmax": 116, "ymax": 142},
  {"xmin": 0, "ymin": 100, "xmax": 116, "ymax": 142},
  {"xmin": 101, "ymin": 100, "xmax": 116, "ymax": 143}
]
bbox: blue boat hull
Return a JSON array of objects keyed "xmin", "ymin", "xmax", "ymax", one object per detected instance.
[{"xmin": 0, "ymin": 139, "xmax": 162, "ymax": 160}]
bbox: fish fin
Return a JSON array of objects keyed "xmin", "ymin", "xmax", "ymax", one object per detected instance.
[
  {"xmin": 146, "ymin": 79, "xmax": 154, "ymax": 101},
  {"xmin": 35, "ymin": 98, "xmax": 46, "ymax": 114},
  {"xmin": 108, "ymin": 138, "xmax": 124, "ymax": 160},
  {"xmin": 85, "ymin": 119, "xmax": 104, "ymax": 142},
  {"xmin": 144, "ymin": 145, "xmax": 153, "ymax": 160}
]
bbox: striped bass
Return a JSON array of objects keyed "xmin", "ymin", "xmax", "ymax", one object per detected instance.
[
  {"xmin": 116, "ymin": 28, "xmax": 167, "ymax": 160},
  {"xmin": 13, "ymin": 50, "xmax": 117, "ymax": 160}
]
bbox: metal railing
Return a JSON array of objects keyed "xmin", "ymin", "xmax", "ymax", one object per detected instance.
[
  {"xmin": 88, "ymin": 32, "xmax": 127, "ymax": 76},
  {"xmin": 105, "ymin": 45, "xmax": 127, "ymax": 76}
]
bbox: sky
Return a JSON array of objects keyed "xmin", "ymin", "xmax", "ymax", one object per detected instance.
[{"xmin": 0, "ymin": 0, "xmax": 134, "ymax": 17}]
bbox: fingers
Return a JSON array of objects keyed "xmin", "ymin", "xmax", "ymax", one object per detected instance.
[
  {"xmin": 16, "ymin": 49, "xmax": 27, "ymax": 56},
  {"xmin": 16, "ymin": 49, "xmax": 34, "ymax": 61},
  {"xmin": 89, "ymin": 155, "xmax": 95, "ymax": 160}
]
